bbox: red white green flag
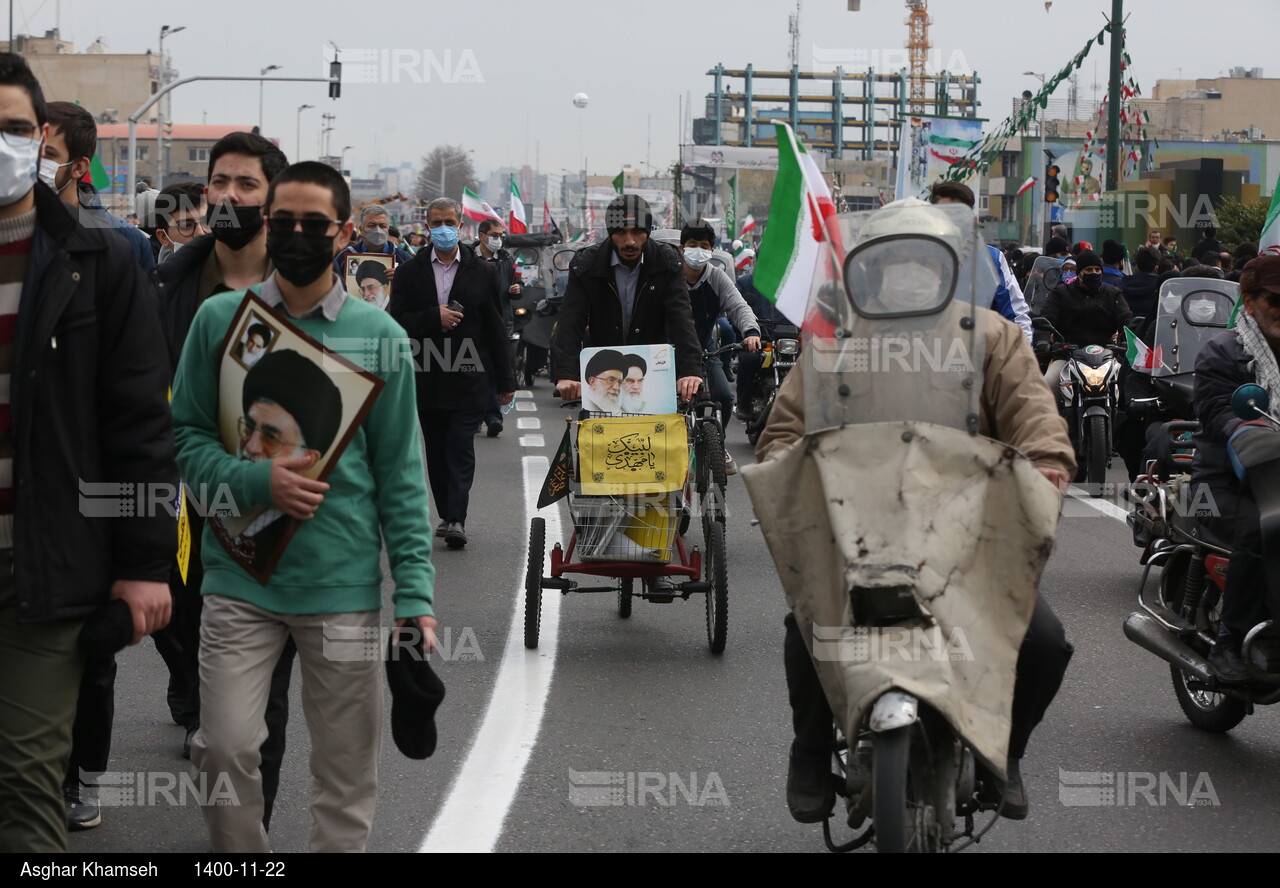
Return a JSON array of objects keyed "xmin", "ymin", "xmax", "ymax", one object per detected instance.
[
  {"xmin": 508, "ymin": 175, "xmax": 527, "ymax": 234},
  {"xmin": 462, "ymin": 187, "xmax": 502, "ymax": 223}
]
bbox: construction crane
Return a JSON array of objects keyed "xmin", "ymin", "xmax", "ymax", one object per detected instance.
[{"xmin": 905, "ymin": 0, "xmax": 931, "ymax": 115}]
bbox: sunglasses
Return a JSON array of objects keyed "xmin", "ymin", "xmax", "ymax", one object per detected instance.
[{"xmin": 266, "ymin": 215, "xmax": 342, "ymax": 237}]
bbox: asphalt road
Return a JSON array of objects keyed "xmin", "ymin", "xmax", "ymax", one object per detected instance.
[{"xmin": 72, "ymin": 385, "xmax": 1280, "ymax": 854}]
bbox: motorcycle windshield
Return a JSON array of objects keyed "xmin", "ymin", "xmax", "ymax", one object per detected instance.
[
  {"xmin": 1150, "ymin": 279, "xmax": 1239, "ymax": 377},
  {"xmin": 802, "ymin": 204, "xmax": 993, "ymax": 436},
  {"xmin": 1024, "ymin": 255, "xmax": 1064, "ymax": 312}
]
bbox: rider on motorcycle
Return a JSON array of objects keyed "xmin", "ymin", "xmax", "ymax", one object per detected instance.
[
  {"xmin": 1036, "ymin": 249, "xmax": 1133, "ymax": 397},
  {"xmin": 756, "ymin": 200, "xmax": 1076, "ymax": 824},
  {"xmin": 1191, "ymin": 255, "xmax": 1280, "ymax": 682}
]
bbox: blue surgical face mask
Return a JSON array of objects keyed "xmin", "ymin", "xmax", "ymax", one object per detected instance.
[{"xmin": 430, "ymin": 225, "xmax": 459, "ymax": 251}]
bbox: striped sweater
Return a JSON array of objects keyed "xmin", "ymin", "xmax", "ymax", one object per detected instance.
[{"xmin": 0, "ymin": 209, "xmax": 34, "ymax": 548}]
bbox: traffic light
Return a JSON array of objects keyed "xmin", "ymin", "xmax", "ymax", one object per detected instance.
[
  {"xmin": 1044, "ymin": 162, "xmax": 1060, "ymax": 204},
  {"xmin": 328, "ymin": 60, "xmax": 342, "ymax": 99}
]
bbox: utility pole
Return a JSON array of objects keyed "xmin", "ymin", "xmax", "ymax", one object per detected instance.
[
  {"xmin": 156, "ymin": 25, "xmax": 186, "ymax": 189},
  {"xmin": 1105, "ymin": 0, "xmax": 1123, "ymax": 192},
  {"xmin": 296, "ymin": 103, "xmax": 314, "ymax": 163}
]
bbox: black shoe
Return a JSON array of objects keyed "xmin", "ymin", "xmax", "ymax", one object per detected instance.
[
  {"xmin": 644, "ymin": 577, "xmax": 676, "ymax": 602},
  {"xmin": 1209, "ymin": 638, "xmax": 1251, "ymax": 685},
  {"xmin": 167, "ymin": 689, "xmax": 195, "ymax": 727},
  {"xmin": 445, "ymin": 522, "xmax": 468, "ymax": 549},
  {"xmin": 787, "ymin": 742, "xmax": 836, "ymax": 823},
  {"xmin": 1000, "ymin": 758, "xmax": 1028, "ymax": 820},
  {"xmin": 64, "ymin": 785, "xmax": 101, "ymax": 831},
  {"xmin": 434, "ymin": 521, "xmax": 449, "ymax": 538},
  {"xmin": 487, "ymin": 420, "xmax": 503, "ymax": 438},
  {"xmin": 183, "ymin": 725, "xmax": 197, "ymax": 760}
]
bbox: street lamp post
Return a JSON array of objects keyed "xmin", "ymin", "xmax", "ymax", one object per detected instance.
[
  {"xmin": 258, "ymin": 64, "xmax": 281, "ymax": 132},
  {"xmin": 296, "ymin": 104, "xmax": 314, "ymax": 163},
  {"xmin": 156, "ymin": 24, "xmax": 186, "ymax": 189},
  {"xmin": 1025, "ymin": 72, "xmax": 1046, "ymax": 247},
  {"xmin": 340, "ymin": 145, "xmax": 353, "ymax": 174}
]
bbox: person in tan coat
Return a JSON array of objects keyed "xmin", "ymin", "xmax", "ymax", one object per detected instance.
[{"xmin": 758, "ymin": 298, "xmax": 1077, "ymax": 825}]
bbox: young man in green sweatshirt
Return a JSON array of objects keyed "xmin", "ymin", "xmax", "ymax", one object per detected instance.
[{"xmin": 170, "ymin": 161, "xmax": 435, "ymax": 852}]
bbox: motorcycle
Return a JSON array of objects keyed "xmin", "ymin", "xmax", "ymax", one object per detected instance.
[
  {"xmin": 1032, "ymin": 316, "xmax": 1123, "ymax": 492},
  {"xmin": 742, "ymin": 318, "xmax": 801, "ymax": 446},
  {"xmin": 512, "ymin": 241, "xmax": 585, "ymax": 387},
  {"xmin": 1123, "ymin": 382, "xmax": 1280, "ymax": 731},
  {"xmin": 744, "ymin": 201, "xmax": 1062, "ymax": 852}
]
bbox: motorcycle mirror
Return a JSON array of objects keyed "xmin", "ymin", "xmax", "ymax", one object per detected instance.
[
  {"xmin": 1031, "ymin": 317, "xmax": 1052, "ymax": 330},
  {"xmin": 1231, "ymin": 383, "xmax": 1271, "ymax": 421}
]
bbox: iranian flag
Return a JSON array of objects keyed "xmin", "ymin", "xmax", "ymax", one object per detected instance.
[
  {"xmin": 461, "ymin": 187, "xmax": 502, "ymax": 223},
  {"xmin": 741, "ymin": 214, "xmax": 757, "ymax": 234},
  {"xmin": 569, "ymin": 231, "xmax": 586, "ymax": 244},
  {"xmin": 1016, "ymin": 176, "xmax": 1036, "ymax": 197},
  {"xmin": 508, "ymin": 175, "xmax": 527, "ymax": 234},
  {"xmin": 1124, "ymin": 327, "xmax": 1163, "ymax": 374},
  {"xmin": 754, "ymin": 123, "xmax": 842, "ymax": 332},
  {"xmin": 1260, "ymin": 170, "xmax": 1280, "ymax": 256},
  {"xmin": 733, "ymin": 242, "xmax": 755, "ymax": 271}
]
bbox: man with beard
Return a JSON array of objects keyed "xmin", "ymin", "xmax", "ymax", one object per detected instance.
[
  {"xmin": 149, "ymin": 130, "xmax": 298, "ymax": 816},
  {"xmin": 582, "ymin": 349, "xmax": 626, "ymax": 415},
  {"xmin": 171, "ymin": 161, "xmax": 435, "ymax": 851},
  {"xmin": 621, "ymin": 354, "xmax": 648, "ymax": 414},
  {"xmin": 355, "ymin": 259, "xmax": 389, "ymax": 310},
  {"xmin": 231, "ymin": 350, "xmax": 342, "ymax": 574},
  {"xmin": 234, "ymin": 323, "xmax": 272, "ymax": 368}
]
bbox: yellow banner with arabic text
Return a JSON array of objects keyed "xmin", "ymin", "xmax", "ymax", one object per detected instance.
[{"xmin": 578, "ymin": 415, "xmax": 688, "ymax": 495}]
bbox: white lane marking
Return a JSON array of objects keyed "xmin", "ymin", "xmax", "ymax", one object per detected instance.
[
  {"xmin": 515, "ymin": 390, "xmax": 532, "ymax": 399},
  {"xmin": 1065, "ymin": 485, "xmax": 1130, "ymax": 523},
  {"xmin": 421, "ymin": 454, "xmax": 563, "ymax": 852},
  {"xmin": 515, "ymin": 401, "xmax": 536, "ymax": 412},
  {"xmin": 519, "ymin": 435, "xmax": 545, "ymax": 448},
  {"xmin": 517, "ymin": 417, "xmax": 541, "ymax": 430}
]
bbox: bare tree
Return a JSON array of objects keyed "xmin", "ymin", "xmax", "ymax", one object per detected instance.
[{"xmin": 414, "ymin": 145, "xmax": 478, "ymax": 201}]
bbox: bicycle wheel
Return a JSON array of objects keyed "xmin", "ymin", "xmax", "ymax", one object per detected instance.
[
  {"xmin": 704, "ymin": 519, "xmax": 728, "ymax": 654},
  {"xmin": 524, "ymin": 518, "xmax": 544, "ymax": 649},
  {"xmin": 698, "ymin": 420, "xmax": 726, "ymax": 525}
]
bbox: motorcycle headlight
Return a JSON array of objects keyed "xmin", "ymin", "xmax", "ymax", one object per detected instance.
[
  {"xmin": 775, "ymin": 338, "xmax": 800, "ymax": 355},
  {"xmin": 514, "ymin": 307, "xmax": 528, "ymax": 317},
  {"xmin": 1079, "ymin": 365, "xmax": 1109, "ymax": 388}
]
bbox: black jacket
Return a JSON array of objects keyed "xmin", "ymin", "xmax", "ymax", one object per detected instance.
[
  {"xmin": 14, "ymin": 185, "xmax": 178, "ymax": 622},
  {"xmin": 1039, "ymin": 279, "xmax": 1133, "ymax": 349},
  {"xmin": 1191, "ymin": 331, "xmax": 1254, "ymax": 491},
  {"xmin": 551, "ymin": 238, "xmax": 701, "ymax": 382},
  {"xmin": 474, "ymin": 242, "xmax": 519, "ymax": 334},
  {"xmin": 389, "ymin": 242, "xmax": 514, "ymax": 412},
  {"xmin": 1118, "ymin": 272, "xmax": 1160, "ymax": 323},
  {"xmin": 152, "ymin": 232, "xmax": 217, "ymax": 376}
]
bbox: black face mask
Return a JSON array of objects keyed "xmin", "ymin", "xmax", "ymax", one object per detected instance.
[
  {"xmin": 206, "ymin": 204, "xmax": 265, "ymax": 251},
  {"xmin": 267, "ymin": 231, "xmax": 335, "ymax": 287},
  {"xmin": 1080, "ymin": 272, "xmax": 1103, "ymax": 292}
]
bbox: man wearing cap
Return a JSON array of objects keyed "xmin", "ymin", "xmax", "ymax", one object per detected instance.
[
  {"xmin": 582, "ymin": 349, "xmax": 627, "ymax": 415},
  {"xmin": 1191, "ymin": 255, "xmax": 1280, "ymax": 682},
  {"xmin": 550, "ymin": 194, "xmax": 702, "ymax": 405},
  {"xmin": 1101, "ymin": 239, "xmax": 1127, "ymax": 288},
  {"xmin": 1042, "ymin": 236, "xmax": 1069, "ymax": 259},
  {"xmin": 1036, "ymin": 248, "xmax": 1133, "ymax": 396}
]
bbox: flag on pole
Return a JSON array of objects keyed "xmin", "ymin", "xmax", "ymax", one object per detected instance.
[
  {"xmin": 1016, "ymin": 176, "xmax": 1036, "ymax": 197},
  {"xmin": 1124, "ymin": 327, "xmax": 1163, "ymax": 373},
  {"xmin": 569, "ymin": 231, "xmax": 587, "ymax": 244},
  {"xmin": 1259, "ymin": 170, "xmax": 1280, "ymax": 256},
  {"xmin": 542, "ymin": 200, "xmax": 551, "ymax": 233},
  {"xmin": 89, "ymin": 154, "xmax": 111, "ymax": 192},
  {"xmin": 741, "ymin": 214, "xmax": 757, "ymax": 235},
  {"xmin": 508, "ymin": 175, "xmax": 527, "ymax": 234},
  {"xmin": 549, "ymin": 216, "xmax": 564, "ymax": 241},
  {"xmin": 612, "ymin": 171, "xmax": 624, "ymax": 194},
  {"xmin": 461, "ymin": 187, "xmax": 502, "ymax": 223},
  {"xmin": 726, "ymin": 174, "xmax": 738, "ymax": 240},
  {"xmin": 753, "ymin": 123, "xmax": 842, "ymax": 332}
]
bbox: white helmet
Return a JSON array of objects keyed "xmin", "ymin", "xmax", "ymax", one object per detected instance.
[{"xmin": 859, "ymin": 197, "xmax": 963, "ymax": 253}]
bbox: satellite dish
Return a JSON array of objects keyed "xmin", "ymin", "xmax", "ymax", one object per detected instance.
[{"xmin": 572, "ymin": 93, "xmax": 589, "ymax": 109}]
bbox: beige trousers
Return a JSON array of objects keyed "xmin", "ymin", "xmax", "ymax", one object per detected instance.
[{"xmin": 192, "ymin": 594, "xmax": 382, "ymax": 852}]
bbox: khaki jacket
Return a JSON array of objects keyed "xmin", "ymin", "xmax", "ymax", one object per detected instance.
[{"xmin": 756, "ymin": 314, "xmax": 1076, "ymax": 478}]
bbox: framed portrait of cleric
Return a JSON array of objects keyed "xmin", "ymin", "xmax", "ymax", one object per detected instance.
[
  {"xmin": 344, "ymin": 253, "xmax": 394, "ymax": 311},
  {"xmin": 579, "ymin": 344, "xmax": 677, "ymax": 416},
  {"xmin": 229, "ymin": 310, "xmax": 278, "ymax": 372},
  {"xmin": 211, "ymin": 292, "xmax": 386, "ymax": 583}
]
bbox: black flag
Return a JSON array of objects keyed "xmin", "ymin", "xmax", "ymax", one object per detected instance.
[{"xmin": 537, "ymin": 421, "xmax": 574, "ymax": 509}]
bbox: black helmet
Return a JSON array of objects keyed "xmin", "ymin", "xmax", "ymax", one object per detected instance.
[{"xmin": 605, "ymin": 194, "xmax": 653, "ymax": 234}]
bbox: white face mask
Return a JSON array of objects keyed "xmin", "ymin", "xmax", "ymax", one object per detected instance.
[
  {"xmin": 683, "ymin": 247, "xmax": 712, "ymax": 269},
  {"xmin": 0, "ymin": 136, "xmax": 41, "ymax": 207},
  {"xmin": 486, "ymin": 236, "xmax": 503, "ymax": 252},
  {"xmin": 38, "ymin": 156, "xmax": 74, "ymax": 193},
  {"xmin": 880, "ymin": 262, "xmax": 944, "ymax": 312},
  {"xmin": 363, "ymin": 227, "xmax": 389, "ymax": 248}
]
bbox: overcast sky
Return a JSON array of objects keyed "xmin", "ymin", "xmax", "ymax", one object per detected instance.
[{"xmin": 20, "ymin": 0, "xmax": 1275, "ymax": 183}]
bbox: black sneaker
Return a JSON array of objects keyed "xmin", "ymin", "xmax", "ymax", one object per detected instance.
[
  {"xmin": 434, "ymin": 521, "xmax": 449, "ymax": 538},
  {"xmin": 64, "ymin": 785, "xmax": 101, "ymax": 831},
  {"xmin": 1000, "ymin": 758, "xmax": 1028, "ymax": 820},
  {"xmin": 445, "ymin": 522, "xmax": 468, "ymax": 549},
  {"xmin": 487, "ymin": 420, "xmax": 503, "ymax": 438},
  {"xmin": 786, "ymin": 742, "xmax": 835, "ymax": 823}
]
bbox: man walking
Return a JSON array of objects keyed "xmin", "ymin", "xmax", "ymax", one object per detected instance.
[
  {"xmin": 171, "ymin": 161, "xmax": 436, "ymax": 852},
  {"xmin": 390, "ymin": 197, "xmax": 514, "ymax": 550},
  {"xmin": 474, "ymin": 218, "xmax": 521, "ymax": 436}
]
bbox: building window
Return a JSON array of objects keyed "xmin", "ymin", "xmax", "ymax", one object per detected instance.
[
  {"xmin": 188, "ymin": 148, "xmax": 208, "ymax": 163},
  {"xmin": 136, "ymin": 146, "xmax": 149, "ymax": 161}
]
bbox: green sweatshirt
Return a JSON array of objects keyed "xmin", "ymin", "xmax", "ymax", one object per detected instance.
[{"xmin": 171, "ymin": 288, "xmax": 434, "ymax": 619}]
